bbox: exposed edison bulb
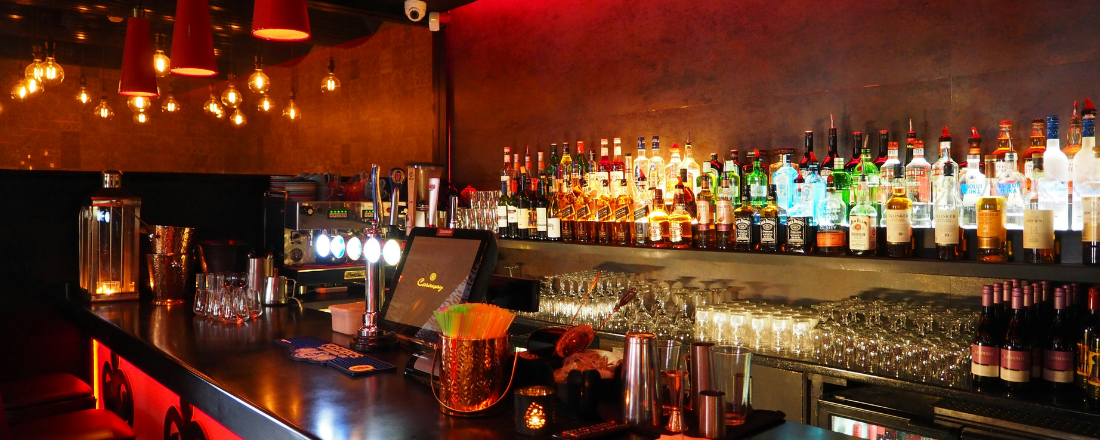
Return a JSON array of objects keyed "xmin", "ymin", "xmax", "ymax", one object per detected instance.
[
  {"xmin": 42, "ymin": 57, "xmax": 64, "ymax": 86},
  {"xmin": 153, "ymin": 50, "xmax": 170, "ymax": 77},
  {"xmin": 93, "ymin": 97, "xmax": 114, "ymax": 119},
  {"xmin": 231, "ymin": 108, "xmax": 246, "ymax": 126},
  {"xmin": 25, "ymin": 48, "xmax": 44, "ymax": 82},
  {"xmin": 257, "ymin": 94, "xmax": 274, "ymax": 112},
  {"xmin": 161, "ymin": 94, "xmax": 180, "ymax": 113},
  {"xmin": 133, "ymin": 111, "xmax": 149, "ymax": 124},
  {"xmin": 321, "ymin": 56, "xmax": 340, "ymax": 93},
  {"xmin": 11, "ymin": 80, "xmax": 29, "ymax": 101},
  {"xmin": 24, "ymin": 77, "xmax": 41, "ymax": 95},
  {"xmin": 221, "ymin": 75, "xmax": 242, "ymax": 109},
  {"xmin": 283, "ymin": 89, "xmax": 301, "ymax": 121},
  {"xmin": 248, "ymin": 56, "xmax": 270, "ymax": 94},
  {"xmin": 127, "ymin": 96, "xmax": 152, "ymax": 112},
  {"xmin": 77, "ymin": 87, "xmax": 90, "ymax": 104},
  {"xmin": 203, "ymin": 92, "xmax": 225, "ymax": 118}
]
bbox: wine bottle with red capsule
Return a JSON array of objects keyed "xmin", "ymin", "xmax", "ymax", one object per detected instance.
[
  {"xmin": 972, "ymin": 286, "xmax": 1002, "ymax": 392},
  {"xmin": 1001, "ymin": 288, "xmax": 1031, "ymax": 395},
  {"xmin": 1045, "ymin": 288, "xmax": 1076, "ymax": 403}
]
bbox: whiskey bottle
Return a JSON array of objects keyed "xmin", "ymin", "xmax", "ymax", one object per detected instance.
[
  {"xmin": 716, "ymin": 178, "xmax": 736, "ymax": 251},
  {"xmin": 665, "ymin": 143, "xmax": 683, "ymax": 205},
  {"xmin": 648, "ymin": 137, "xmax": 665, "ymax": 200},
  {"xmin": 614, "ymin": 179, "xmax": 633, "ymax": 246},
  {"xmin": 668, "ymin": 180, "xmax": 694, "ymax": 250},
  {"xmin": 695, "ymin": 174, "xmax": 715, "ymax": 249},
  {"xmin": 595, "ymin": 179, "xmax": 614, "ymax": 245},
  {"xmin": 732, "ymin": 186, "xmax": 758, "ymax": 251},
  {"xmin": 1001, "ymin": 289, "xmax": 1032, "ymax": 395},
  {"xmin": 573, "ymin": 178, "xmax": 595, "ymax": 243},
  {"xmin": 559, "ymin": 142, "xmax": 573, "ymax": 189},
  {"xmin": 501, "ymin": 146, "xmax": 513, "ymax": 201},
  {"xmin": 817, "ymin": 180, "xmax": 849, "ymax": 255},
  {"xmin": 934, "ymin": 164, "xmax": 964, "ymax": 259},
  {"xmin": 757, "ymin": 185, "xmax": 782, "ymax": 252},
  {"xmin": 1083, "ymin": 150, "xmax": 1100, "ymax": 264},
  {"xmin": 976, "ymin": 183, "xmax": 1009, "ymax": 263},
  {"xmin": 996, "ymin": 151, "xmax": 1026, "ymax": 230},
  {"xmin": 647, "ymin": 188, "xmax": 670, "ymax": 248},
  {"xmin": 972, "ymin": 286, "xmax": 1001, "ymax": 392},
  {"xmin": 1023, "ymin": 157, "xmax": 1058, "ymax": 263},
  {"xmin": 879, "ymin": 141, "xmax": 902, "ymax": 226},
  {"xmin": 848, "ymin": 174, "xmax": 878, "ymax": 257},
  {"xmin": 787, "ymin": 169, "xmax": 815, "ymax": 254},
  {"xmin": 885, "ymin": 165, "xmax": 914, "ymax": 258},
  {"xmin": 632, "ymin": 178, "xmax": 651, "ymax": 247},
  {"xmin": 610, "ymin": 138, "xmax": 626, "ymax": 196},
  {"xmin": 634, "ymin": 138, "xmax": 649, "ymax": 189},
  {"xmin": 1023, "ymin": 119, "xmax": 1046, "ymax": 187},
  {"xmin": 931, "ymin": 127, "xmax": 959, "ymax": 220},
  {"xmin": 681, "ymin": 135, "xmax": 702, "ymax": 194},
  {"xmin": 560, "ymin": 179, "xmax": 577, "ymax": 242}
]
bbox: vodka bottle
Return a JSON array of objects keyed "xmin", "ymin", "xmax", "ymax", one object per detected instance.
[
  {"xmin": 905, "ymin": 140, "xmax": 933, "ymax": 228},
  {"xmin": 960, "ymin": 128, "xmax": 988, "ymax": 229}
]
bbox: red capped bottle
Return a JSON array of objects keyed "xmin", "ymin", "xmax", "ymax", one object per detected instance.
[
  {"xmin": 972, "ymin": 286, "xmax": 1002, "ymax": 392},
  {"xmin": 1000, "ymin": 288, "xmax": 1031, "ymax": 395}
]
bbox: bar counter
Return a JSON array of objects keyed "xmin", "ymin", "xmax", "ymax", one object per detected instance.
[{"xmin": 66, "ymin": 301, "xmax": 855, "ymax": 440}]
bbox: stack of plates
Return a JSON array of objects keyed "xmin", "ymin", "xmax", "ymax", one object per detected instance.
[
  {"xmin": 270, "ymin": 175, "xmax": 294, "ymax": 193},
  {"xmin": 284, "ymin": 181, "xmax": 316, "ymax": 202}
]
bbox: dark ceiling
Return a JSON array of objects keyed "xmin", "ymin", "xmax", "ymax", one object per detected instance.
[{"xmin": 0, "ymin": 0, "xmax": 472, "ymax": 78}]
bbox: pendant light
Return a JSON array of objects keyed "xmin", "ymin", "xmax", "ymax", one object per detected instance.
[
  {"xmin": 252, "ymin": 0, "xmax": 311, "ymax": 41},
  {"xmin": 257, "ymin": 94, "xmax": 274, "ymax": 112},
  {"xmin": 231, "ymin": 108, "xmax": 246, "ymax": 126},
  {"xmin": 170, "ymin": 0, "xmax": 217, "ymax": 76},
  {"xmin": 282, "ymin": 87, "xmax": 301, "ymax": 120},
  {"xmin": 247, "ymin": 56, "xmax": 270, "ymax": 94},
  {"xmin": 127, "ymin": 96, "xmax": 152, "ymax": 112},
  {"xmin": 76, "ymin": 75, "xmax": 91, "ymax": 104},
  {"xmin": 42, "ymin": 41, "xmax": 64, "ymax": 86},
  {"xmin": 203, "ymin": 84, "xmax": 224, "ymax": 118},
  {"xmin": 321, "ymin": 56, "xmax": 340, "ymax": 93},
  {"xmin": 221, "ymin": 74, "xmax": 243, "ymax": 108},
  {"xmin": 161, "ymin": 85, "xmax": 180, "ymax": 113},
  {"xmin": 25, "ymin": 46, "xmax": 44, "ymax": 82},
  {"xmin": 93, "ymin": 92, "xmax": 114, "ymax": 120},
  {"xmin": 11, "ymin": 65, "xmax": 34, "ymax": 101},
  {"xmin": 133, "ymin": 110, "xmax": 149, "ymax": 124},
  {"xmin": 153, "ymin": 34, "xmax": 170, "ymax": 77},
  {"xmin": 119, "ymin": 2, "xmax": 159, "ymax": 97}
]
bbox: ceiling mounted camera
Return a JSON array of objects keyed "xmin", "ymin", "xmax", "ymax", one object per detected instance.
[{"xmin": 405, "ymin": 0, "xmax": 427, "ymax": 22}]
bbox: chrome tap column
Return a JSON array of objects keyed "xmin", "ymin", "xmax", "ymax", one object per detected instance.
[{"xmin": 351, "ymin": 165, "xmax": 399, "ymax": 352}]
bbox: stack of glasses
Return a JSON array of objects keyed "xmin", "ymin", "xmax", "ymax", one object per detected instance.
[
  {"xmin": 455, "ymin": 190, "xmax": 501, "ymax": 231},
  {"xmin": 192, "ymin": 272, "xmax": 263, "ymax": 324},
  {"xmin": 694, "ymin": 301, "xmax": 820, "ymax": 355}
]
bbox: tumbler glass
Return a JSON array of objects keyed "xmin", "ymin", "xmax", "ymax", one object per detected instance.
[
  {"xmin": 193, "ymin": 273, "xmax": 208, "ymax": 316},
  {"xmin": 710, "ymin": 346, "xmax": 752, "ymax": 426},
  {"xmin": 771, "ymin": 314, "xmax": 792, "ymax": 352}
]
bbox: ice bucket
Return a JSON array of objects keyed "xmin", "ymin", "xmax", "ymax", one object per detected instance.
[{"xmin": 431, "ymin": 335, "xmax": 517, "ymax": 416}]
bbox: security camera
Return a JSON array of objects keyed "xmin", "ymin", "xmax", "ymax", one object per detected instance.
[{"xmin": 405, "ymin": 0, "xmax": 427, "ymax": 22}]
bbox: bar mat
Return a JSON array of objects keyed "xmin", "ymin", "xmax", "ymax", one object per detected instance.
[
  {"xmin": 678, "ymin": 410, "xmax": 786, "ymax": 439},
  {"xmin": 276, "ymin": 336, "xmax": 396, "ymax": 377}
]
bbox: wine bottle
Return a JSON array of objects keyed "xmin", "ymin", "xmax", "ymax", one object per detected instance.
[
  {"xmin": 972, "ymin": 286, "xmax": 1002, "ymax": 392},
  {"xmin": 1045, "ymin": 288, "xmax": 1076, "ymax": 401},
  {"xmin": 1001, "ymin": 288, "xmax": 1031, "ymax": 394},
  {"xmin": 1079, "ymin": 287, "xmax": 1100, "ymax": 391}
]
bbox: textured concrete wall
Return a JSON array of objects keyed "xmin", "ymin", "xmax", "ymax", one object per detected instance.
[
  {"xmin": 446, "ymin": 0, "xmax": 1100, "ymax": 190},
  {"xmin": 0, "ymin": 22, "xmax": 434, "ymax": 176}
]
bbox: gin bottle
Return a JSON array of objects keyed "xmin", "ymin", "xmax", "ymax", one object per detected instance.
[
  {"xmin": 905, "ymin": 140, "xmax": 932, "ymax": 228},
  {"xmin": 995, "ymin": 151, "xmax": 1026, "ymax": 230},
  {"xmin": 633, "ymin": 137, "xmax": 648, "ymax": 188},
  {"xmin": 960, "ymin": 128, "xmax": 988, "ymax": 228},
  {"xmin": 773, "ymin": 151, "xmax": 798, "ymax": 212}
]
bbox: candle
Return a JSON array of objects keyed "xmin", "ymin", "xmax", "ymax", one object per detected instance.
[{"xmin": 514, "ymin": 385, "xmax": 555, "ymax": 436}]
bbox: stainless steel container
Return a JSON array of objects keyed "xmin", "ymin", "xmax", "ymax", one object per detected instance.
[
  {"xmin": 698, "ymin": 390, "xmax": 727, "ymax": 439},
  {"xmin": 622, "ymin": 332, "xmax": 659, "ymax": 428},
  {"xmin": 690, "ymin": 342, "xmax": 715, "ymax": 412},
  {"xmin": 247, "ymin": 254, "xmax": 274, "ymax": 294}
]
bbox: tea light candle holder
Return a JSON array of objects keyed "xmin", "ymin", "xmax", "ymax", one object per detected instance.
[{"xmin": 515, "ymin": 385, "xmax": 555, "ymax": 436}]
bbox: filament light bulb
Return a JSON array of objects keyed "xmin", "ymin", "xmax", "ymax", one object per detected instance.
[
  {"xmin": 127, "ymin": 96, "xmax": 152, "ymax": 112},
  {"xmin": 93, "ymin": 97, "xmax": 114, "ymax": 119},
  {"xmin": 221, "ymin": 74, "xmax": 242, "ymax": 109},
  {"xmin": 203, "ymin": 88, "xmax": 224, "ymax": 119},
  {"xmin": 133, "ymin": 111, "xmax": 149, "ymax": 124},
  {"xmin": 282, "ymin": 88, "xmax": 301, "ymax": 121},
  {"xmin": 231, "ymin": 108, "xmax": 246, "ymax": 126},
  {"xmin": 257, "ymin": 94, "xmax": 274, "ymax": 112},
  {"xmin": 42, "ymin": 57, "xmax": 64, "ymax": 86},
  {"xmin": 161, "ymin": 94, "xmax": 180, "ymax": 113},
  {"xmin": 25, "ymin": 46, "xmax": 44, "ymax": 82},
  {"xmin": 320, "ymin": 56, "xmax": 340, "ymax": 93},
  {"xmin": 248, "ymin": 56, "xmax": 270, "ymax": 94},
  {"xmin": 11, "ymin": 80, "xmax": 29, "ymax": 101},
  {"xmin": 153, "ymin": 50, "xmax": 170, "ymax": 77}
]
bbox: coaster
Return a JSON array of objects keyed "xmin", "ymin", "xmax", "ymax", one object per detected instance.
[{"xmin": 276, "ymin": 336, "xmax": 396, "ymax": 377}]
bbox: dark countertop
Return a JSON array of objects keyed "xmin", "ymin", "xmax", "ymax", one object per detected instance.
[{"xmin": 67, "ymin": 301, "xmax": 855, "ymax": 440}]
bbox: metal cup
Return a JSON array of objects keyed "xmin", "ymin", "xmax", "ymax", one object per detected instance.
[
  {"xmin": 690, "ymin": 342, "xmax": 715, "ymax": 412},
  {"xmin": 247, "ymin": 255, "xmax": 274, "ymax": 294},
  {"xmin": 262, "ymin": 276, "xmax": 296, "ymax": 305},
  {"xmin": 698, "ymin": 390, "xmax": 727, "ymax": 439},
  {"xmin": 622, "ymin": 332, "xmax": 659, "ymax": 428}
]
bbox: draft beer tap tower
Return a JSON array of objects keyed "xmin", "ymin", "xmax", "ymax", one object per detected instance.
[{"xmin": 351, "ymin": 165, "xmax": 399, "ymax": 352}]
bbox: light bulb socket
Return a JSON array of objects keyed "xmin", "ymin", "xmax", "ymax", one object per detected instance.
[
  {"xmin": 254, "ymin": 55, "xmax": 263, "ymax": 69},
  {"xmin": 327, "ymin": 56, "xmax": 335, "ymax": 73}
]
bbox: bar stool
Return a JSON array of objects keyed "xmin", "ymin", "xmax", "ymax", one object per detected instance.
[
  {"xmin": 0, "ymin": 373, "xmax": 96, "ymax": 425},
  {"xmin": 1, "ymin": 392, "xmax": 135, "ymax": 440}
]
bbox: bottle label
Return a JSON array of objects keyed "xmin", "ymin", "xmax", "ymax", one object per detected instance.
[
  {"xmin": 976, "ymin": 209, "xmax": 1005, "ymax": 239},
  {"xmin": 497, "ymin": 206, "xmax": 508, "ymax": 228},
  {"xmin": 734, "ymin": 216, "xmax": 752, "ymax": 243},
  {"xmin": 649, "ymin": 220, "xmax": 664, "ymax": 243},
  {"xmin": 961, "ymin": 183, "xmax": 983, "ymax": 202},
  {"xmin": 669, "ymin": 222, "xmax": 684, "ymax": 243},
  {"xmin": 934, "ymin": 209, "xmax": 960, "ymax": 245},
  {"xmin": 575, "ymin": 204, "xmax": 590, "ymax": 220},
  {"xmin": 507, "ymin": 206, "xmax": 519, "ymax": 224},
  {"xmin": 849, "ymin": 215, "xmax": 876, "ymax": 250},
  {"xmin": 776, "ymin": 182, "xmax": 790, "ymax": 204},
  {"xmin": 996, "ymin": 182, "xmax": 1020, "ymax": 198},
  {"xmin": 634, "ymin": 221, "xmax": 649, "ymax": 243},
  {"xmin": 760, "ymin": 218, "xmax": 778, "ymax": 244},
  {"xmin": 596, "ymin": 205, "xmax": 612, "ymax": 221},
  {"xmin": 517, "ymin": 208, "xmax": 529, "ymax": 229},
  {"xmin": 610, "ymin": 171, "xmax": 624, "ymax": 185},
  {"xmin": 536, "ymin": 208, "xmax": 548, "ymax": 231},
  {"xmin": 1083, "ymin": 196, "xmax": 1100, "ymax": 241},
  {"xmin": 560, "ymin": 203, "xmax": 575, "ymax": 220},
  {"xmin": 696, "ymin": 202, "xmax": 712, "ymax": 225},
  {"xmin": 633, "ymin": 204, "xmax": 649, "ymax": 221},
  {"xmin": 971, "ymin": 345, "xmax": 999, "ymax": 378},
  {"xmin": 905, "ymin": 168, "xmax": 930, "ymax": 201},
  {"xmin": 750, "ymin": 184, "xmax": 766, "ymax": 198},
  {"xmin": 1043, "ymin": 350, "xmax": 1075, "ymax": 383},
  {"xmin": 716, "ymin": 200, "xmax": 733, "ymax": 230},
  {"xmin": 885, "ymin": 209, "xmax": 912, "ymax": 243},
  {"xmin": 1078, "ymin": 342, "xmax": 1091, "ymax": 379},
  {"xmin": 1090, "ymin": 347, "xmax": 1100, "ymax": 386},
  {"xmin": 817, "ymin": 229, "xmax": 846, "ymax": 248},
  {"xmin": 614, "ymin": 205, "xmax": 631, "ymax": 222},
  {"xmin": 547, "ymin": 218, "xmax": 561, "ymax": 238},
  {"xmin": 788, "ymin": 217, "xmax": 808, "ymax": 248},
  {"xmin": 1023, "ymin": 210, "xmax": 1054, "ymax": 249},
  {"xmin": 999, "ymin": 349, "xmax": 1031, "ymax": 383}
]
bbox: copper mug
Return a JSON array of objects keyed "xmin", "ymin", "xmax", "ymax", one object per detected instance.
[{"xmin": 431, "ymin": 335, "xmax": 518, "ymax": 416}]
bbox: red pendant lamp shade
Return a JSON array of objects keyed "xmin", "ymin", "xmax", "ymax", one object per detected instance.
[
  {"xmin": 118, "ymin": 15, "xmax": 159, "ymax": 97},
  {"xmin": 252, "ymin": 0, "xmax": 311, "ymax": 41},
  {"xmin": 170, "ymin": 0, "xmax": 217, "ymax": 76}
]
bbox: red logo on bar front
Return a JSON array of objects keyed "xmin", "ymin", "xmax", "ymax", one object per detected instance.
[{"xmin": 437, "ymin": 228, "xmax": 454, "ymax": 237}]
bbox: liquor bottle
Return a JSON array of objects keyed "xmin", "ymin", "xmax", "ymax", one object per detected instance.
[
  {"xmin": 634, "ymin": 138, "xmax": 649, "ymax": 187},
  {"xmin": 547, "ymin": 180, "xmax": 562, "ymax": 242},
  {"xmin": 992, "ymin": 121, "xmax": 1014, "ymax": 176},
  {"xmin": 595, "ymin": 179, "xmax": 614, "ymax": 244},
  {"xmin": 537, "ymin": 151, "xmax": 546, "ymax": 179},
  {"xmin": 769, "ymin": 148, "xmax": 795, "ymax": 179},
  {"xmin": 885, "ymin": 165, "xmax": 914, "ymax": 258},
  {"xmin": 535, "ymin": 178, "xmax": 549, "ymax": 240},
  {"xmin": 1024, "ymin": 157, "xmax": 1058, "ymax": 263},
  {"xmin": 1082, "ymin": 150, "xmax": 1100, "ymax": 264},
  {"xmin": 904, "ymin": 119, "xmax": 916, "ymax": 164},
  {"xmin": 681, "ymin": 135, "xmax": 702, "ymax": 194},
  {"xmin": 879, "ymin": 141, "xmax": 902, "ymax": 226},
  {"xmin": 1001, "ymin": 289, "xmax": 1032, "ymax": 394},
  {"xmin": 733, "ymin": 187, "xmax": 758, "ymax": 251},
  {"xmin": 976, "ymin": 179, "xmax": 1008, "ymax": 263},
  {"xmin": 716, "ymin": 178, "xmax": 736, "ymax": 251},
  {"xmin": 874, "ymin": 130, "xmax": 889, "ymax": 168},
  {"xmin": 548, "ymin": 143, "xmax": 560, "ymax": 182},
  {"xmin": 743, "ymin": 149, "xmax": 760, "ymax": 178},
  {"xmin": 817, "ymin": 180, "xmax": 849, "ymax": 255},
  {"xmin": 668, "ymin": 183, "xmax": 693, "ymax": 250},
  {"xmin": 613, "ymin": 179, "xmax": 633, "ymax": 246},
  {"xmin": 960, "ymin": 128, "xmax": 988, "ymax": 229},
  {"xmin": 559, "ymin": 142, "xmax": 573, "ymax": 187},
  {"xmin": 758, "ymin": 185, "xmax": 782, "ymax": 252},
  {"xmin": 1045, "ymin": 289, "xmax": 1076, "ymax": 397},
  {"xmin": 785, "ymin": 171, "xmax": 814, "ymax": 255},
  {"xmin": 510, "ymin": 153, "xmax": 520, "ymax": 194},
  {"xmin": 1067, "ymin": 106, "xmax": 1083, "ymax": 232},
  {"xmin": 502, "ymin": 146, "xmax": 514, "ymax": 197},
  {"xmin": 848, "ymin": 174, "xmax": 878, "ymax": 257},
  {"xmin": 515, "ymin": 171, "xmax": 531, "ymax": 240},
  {"xmin": 497, "ymin": 178, "xmax": 511, "ymax": 238},
  {"xmin": 724, "ymin": 150, "xmax": 742, "ymax": 200},
  {"xmin": 821, "ymin": 116, "xmax": 839, "ymax": 176},
  {"xmin": 587, "ymin": 149, "xmax": 600, "ymax": 193},
  {"xmin": 1039, "ymin": 152, "xmax": 1071, "ymax": 233},
  {"xmin": 611, "ymin": 138, "xmax": 626, "ymax": 195},
  {"xmin": 804, "ymin": 163, "xmax": 825, "ymax": 223},
  {"xmin": 649, "ymin": 137, "xmax": 665, "ymax": 200},
  {"xmin": 560, "ymin": 179, "xmax": 577, "ymax": 242},
  {"xmin": 747, "ymin": 155, "xmax": 768, "ymax": 207},
  {"xmin": 709, "ymin": 152, "xmax": 724, "ymax": 177},
  {"xmin": 695, "ymin": 174, "xmax": 715, "ymax": 249},
  {"xmin": 830, "ymin": 157, "xmax": 852, "ymax": 215},
  {"xmin": 995, "ymin": 151, "xmax": 1026, "ymax": 230},
  {"xmin": 800, "ymin": 131, "xmax": 818, "ymax": 170},
  {"xmin": 1074, "ymin": 100, "xmax": 1097, "ymax": 231},
  {"xmin": 905, "ymin": 140, "xmax": 932, "ymax": 228},
  {"xmin": 632, "ymin": 179, "xmax": 651, "ymax": 247},
  {"xmin": 854, "ymin": 142, "xmax": 881, "ymax": 219},
  {"xmin": 679, "ymin": 168, "xmax": 696, "ymax": 218},
  {"xmin": 1023, "ymin": 119, "xmax": 1045, "ymax": 189},
  {"xmin": 1043, "ymin": 117, "xmax": 1071, "ymax": 227},
  {"xmin": 664, "ymin": 143, "xmax": 683, "ymax": 203},
  {"xmin": 647, "ymin": 188, "xmax": 669, "ymax": 248},
  {"xmin": 573, "ymin": 141, "xmax": 586, "ymax": 186},
  {"xmin": 1078, "ymin": 288, "xmax": 1100, "ymax": 390},
  {"xmin": 773, "ymin": 151, "xmax": 798, "ymax": 212},
  {"xmin": 844, "ymin": 132, "xmax": 862, "ymax": 173},
  {"xmin": 697, "ymin": 162, "xmax": 718, "ymax": 196},
  {"xmin": 972, "ymin": 286, "xmax": 1002, "ymax": 392},
  {"xmin": 573, "ymin": 178, "xmax": 595, "ymax": 243},
  {"xmin": 931, "ymin": 127, "xmax": 959, "ymax": 219},
  {"xmin": 934, "ymin": 164, "xmax": 964, "ymax": 259}
]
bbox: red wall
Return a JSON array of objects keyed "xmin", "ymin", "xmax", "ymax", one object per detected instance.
[{"xmin": 446, "ymin": 0, "xmax": 1100, "ymax": 189}]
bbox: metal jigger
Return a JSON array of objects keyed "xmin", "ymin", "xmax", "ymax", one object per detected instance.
[{"xmin": 351, "ymin": 165, "xmax": 398, "ymax": 352}]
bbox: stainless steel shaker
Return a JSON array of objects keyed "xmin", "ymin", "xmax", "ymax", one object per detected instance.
[
  {"xmin": 690, "ymin": 342, "xmax": 715, "ymax": 412},
  {"xmin": 247, "ymin": 254, "xmax": 274, "ymax": 294},
  {"xmin": 622, "ymin": 332, "xmax": 659, "ymax": 428}
]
